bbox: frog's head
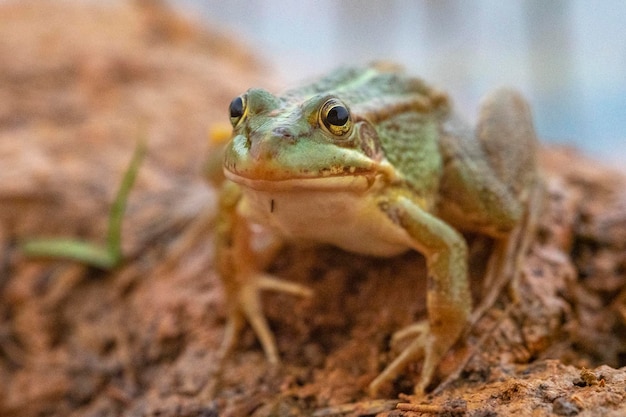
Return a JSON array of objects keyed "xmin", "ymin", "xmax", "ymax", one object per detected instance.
[{"xmin": 223, "ymin": 88, "xmax": 392, "ymax": 191}]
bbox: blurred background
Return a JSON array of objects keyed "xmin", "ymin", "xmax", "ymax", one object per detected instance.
[{"xmin": 172, "ymin": 0, "xmax": 625, "ymax": 168}]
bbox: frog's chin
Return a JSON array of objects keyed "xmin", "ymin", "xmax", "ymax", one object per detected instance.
[{"xmin": 224, "ymin": 169, "xmax": 373, "ymax": 192}]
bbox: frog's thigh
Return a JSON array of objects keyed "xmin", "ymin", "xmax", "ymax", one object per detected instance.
[
  {"xmin": 446, "ymin": 89, "xmax": 534, "ymax": 237},
  {"xmin": 439, "ymin": 151, "xmax": 524, "ymax": 238},
  {"xmin": 476, "ymin": 88, "xmax": 537, "ymax": 197},
  {"xmin": 387, "ymin": 196, "xmax": 471, "ymax": 334}
]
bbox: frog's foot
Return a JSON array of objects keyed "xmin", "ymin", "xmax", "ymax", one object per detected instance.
[
  {"xmin": 368, "ymin": 321, "xmax": 450, "ymax": 397},
  {"xmin": 206, "ymin": 274, "xmax": 312, "ymax": 398},
  {"xmin": 217, "ymin": 273, "xmax": 313, "ymax": 365}
]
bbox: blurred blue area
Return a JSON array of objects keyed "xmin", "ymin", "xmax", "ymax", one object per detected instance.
[{"xmin": 173, "ymin": 0, "xmax": 625, "ymax": 166}]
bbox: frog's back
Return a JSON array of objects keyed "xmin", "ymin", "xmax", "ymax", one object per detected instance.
[
  {"xmin": 284, "ymin": 65, "xmax": 449, "ymax": 120},
  {"xmin": 286, "ymin": 64, "xmax": 451, "ymax": 203}
]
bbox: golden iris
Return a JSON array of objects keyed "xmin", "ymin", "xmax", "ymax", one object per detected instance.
[{"xmin": 320, "ymin": 98, "xmax": 352, "ymax": 136}]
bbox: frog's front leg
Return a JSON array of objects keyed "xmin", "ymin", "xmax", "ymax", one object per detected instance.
[
  {"xmin": 215, "ymin": 181, "xmax": 313, "ymax": 365},
  {"xmin": 369, "ymin": 194, "xmax": 471, "ymax": 396}
]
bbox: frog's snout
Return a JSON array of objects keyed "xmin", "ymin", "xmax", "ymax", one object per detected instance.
[{"xmin": 249, "ymin": 129, "xmax": 291, "ymax": 161}]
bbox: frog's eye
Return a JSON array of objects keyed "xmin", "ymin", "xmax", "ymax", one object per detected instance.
[
  {"xmin": 320, "ymin": 99, "xmax": 352, "ymax": 136},
  {"xmin": 229, "ymin": 95, "xmax": 247, "ymax": 127}
]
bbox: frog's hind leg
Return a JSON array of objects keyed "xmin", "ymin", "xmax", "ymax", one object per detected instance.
[
  {"xmin": 472, "ymin": 88, "xmax": 543, "ymax": 321},
  {"xmin": 470, "ymin": 180, "xmax": 543, "ymax": 328},
  {"xmin": 474, "ymin": 89, "xmax": 541, "ymax": 298},
  {"xmin": 476, "ymin": 88, "xmax": 538, "ymax": 199}
]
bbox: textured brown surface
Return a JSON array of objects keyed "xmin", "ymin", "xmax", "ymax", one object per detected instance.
[{"xmin": 0, "ymin": 2, "xmax": 625, "ymax": 416}]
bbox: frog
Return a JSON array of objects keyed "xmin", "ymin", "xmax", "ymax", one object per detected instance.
[{"xmin": 213, "ymin": 63, "xmax": 538, "ymax": 396}]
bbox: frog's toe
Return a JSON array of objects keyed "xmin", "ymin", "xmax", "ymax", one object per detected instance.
[
  {"xmin": 391, "ymin": 320, "xmax": 429, "ymax": 347},
  {"xmin": 368, "ymin": 324, "xmax": 430, "ymax": 396},
  {"xmin": 219, "ymin": 273, "xmax": 313, "ymax": 365},
  {"xmin": 257, "ymin": 274, "xmax": 314, "ymax": 298},
  {"xmin": 237, "ymin": 280, "xmax": 280, "ymax": 363},
  {"xmin": 369, "ymin": 321, "xmax": 454, "ymax": 397}
]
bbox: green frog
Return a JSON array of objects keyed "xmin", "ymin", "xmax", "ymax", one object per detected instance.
[{"xmin": 213, "ymin": 63, "xmax": 538, "ymax": 396}]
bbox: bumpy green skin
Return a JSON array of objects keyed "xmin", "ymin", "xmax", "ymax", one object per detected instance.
[{"xmin": 217, "ymin": 63, "xmax": 538, "ymax": 396}]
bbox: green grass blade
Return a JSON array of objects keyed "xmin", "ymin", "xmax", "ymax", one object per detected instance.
[
  {"xmin": 106, "ymin": 139, "xmax": 147, "ymax": 259},
  {"xmin": 21, "ymin": 239, "xmax": 118, "ymax": 269},
  {"xmin": 21, "ymin": 139, "xmax": 147, "ymax": 270}
]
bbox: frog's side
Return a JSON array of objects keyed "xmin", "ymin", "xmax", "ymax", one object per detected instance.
[{"xmin": 214, "ymin": 64, "xmax": 538, "ymax": 396}]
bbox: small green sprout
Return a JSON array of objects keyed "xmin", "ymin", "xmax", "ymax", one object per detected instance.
[{"xmin": 21, "ymin": 140, "xmax": 147, "ymax": 269}]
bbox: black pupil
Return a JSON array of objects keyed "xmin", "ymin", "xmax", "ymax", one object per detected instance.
[
  {"xmin": 327, "ymin": 105, "xmax": 349, "ymax": 126},
  {"xmin": 229, "ymin": 97, "xmax": 244, "ymax": 118}
]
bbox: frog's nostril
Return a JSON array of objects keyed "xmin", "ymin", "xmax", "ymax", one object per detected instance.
[{"xmin": 272, "ymin": 126, "xmax": 295, "ymax": 141}]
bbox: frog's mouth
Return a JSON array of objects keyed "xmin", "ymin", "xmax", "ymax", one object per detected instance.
[{"xmin": 224, "ymin": 166, "xmax": 378, "ymax": 192}]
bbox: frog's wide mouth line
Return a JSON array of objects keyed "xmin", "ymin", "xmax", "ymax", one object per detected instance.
[{"xmin": 224, "ymin": 169, "xmax": 373, "ymax": 192}]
